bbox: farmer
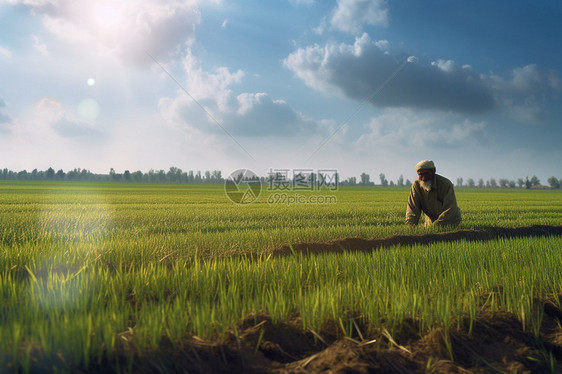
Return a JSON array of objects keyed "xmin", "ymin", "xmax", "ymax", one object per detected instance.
[{"xmin": 405, "ymin": 160, "xmax": 461, "ymax": 227}]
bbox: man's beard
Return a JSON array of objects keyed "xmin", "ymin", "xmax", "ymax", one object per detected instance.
[{"xmin": 420, "ymin": 179, "xmax": 432, "ymax": 192}]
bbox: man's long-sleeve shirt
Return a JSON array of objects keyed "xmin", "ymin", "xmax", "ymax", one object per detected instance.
[{"xmin": 405, "ymin": 174, "xmax": 461, "ymax": 226}]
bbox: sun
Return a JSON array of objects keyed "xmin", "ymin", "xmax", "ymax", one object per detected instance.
[{"xmin": 94, "ymin": 1, "xmax": 122, "ymax": 28}]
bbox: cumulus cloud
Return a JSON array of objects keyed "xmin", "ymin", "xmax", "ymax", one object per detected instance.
[
  {"xmin": 486, "ymin": 64, "xmax": 559, "ymax": 93},
  {"xmin": 36, "ymin": 97, "xmax": 104, "ymax": 138},
  {"xmin": 161, "ymin": 90, "xmax": 317, "ymax": 138},
  {"xmin": 284, "ymin": 33, "xmax": 496, "ymax": 114},
  {"xmin": 0, "ymin": 45, "xmax": 12, "ymax": 59},
  {"xmin": 356, "ymin": 108, "xmax": 488, "ymax": 150},
  {"xmin": 228, "ymin": 93, "xmax": 317, "ymax": 136},
  {"xmin": 159, "ymin": 52, "xmax": 319, "ymax": 138},
  {"xmin": 181, "ymin": 51, "xmax": 244, "ymax": 112},
  {"xmin": 330, "ymin": 0, "xmax": 388, "ymax": 34},
  {"xmin": 12, "ymin": 0, "xmax": 200, "ymax": 65},
  {"xmin": 485, "ymin": 64, "xmax": 561, "ymax": 123},
  {"xmin": 32, "ymin": 34, "xmax": 49, "ymax": 55},
  {"xmin": 0, "ymin": 98, "xmax": 14, "ymax": 133}
]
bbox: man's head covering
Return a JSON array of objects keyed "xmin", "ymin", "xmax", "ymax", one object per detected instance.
[{"xmin": 415, "ymin": 160, "xmax": 435, "ymax": 172}]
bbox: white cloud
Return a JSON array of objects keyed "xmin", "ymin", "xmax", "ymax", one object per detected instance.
[
  {"xmin": 180, "ymin": 51, "xmax": 244, "ymax": 112},
  {"xmin": 485, "ymin": 64, "xmax": 561, "ymax": 94},
  {"xmin": 431, "ymin": 59, "xmax": 456, "ymax": 73},
  {"xmin": 0, "ymin": 96, "xmax": 111, "ymax": 171},
  {"xmin": 356, "ymin": 108, "xmax": 487, "ymax": 151},
  {"xmin": 159, "ymin": 51, "xmax": 320, "ymax": 138},
  {"xmin": 0, "ymin": 98, "xmax": 14, "ymax": 133},
  {"xmin": 0, "ymin": 45, "xmax": 13, "ymax": 59},
  {"xmin": 284, "ymin": 34, "xmax": 495, "ymax": 114},
  {"xmin": 510, "ymin": 64, "xmax": 543, "ymax": 93},
  {"xmin": 32, "ymin": 34, "xmax": 49, "ymax": 55},
  {"xmin": 483, "ymin": 64, "xmax": 561, "ymax": 123},
  {"xmin": 374, "ymin": 39, "xmax": 390, "ymax": 53},
  {"xmin": 35, "ymin": 97, "xmax": 104, "ymax": 138},
  {"xmin": 286, "ymin": 36, "xmax": 560, "ymax": 122},
  {"xmin": 12, "ymin": 0, "xmax": 201, "ymax": 65},
  {"xmin": 330, "ymin": 0, "xmax": 388, "ymax": 34}
]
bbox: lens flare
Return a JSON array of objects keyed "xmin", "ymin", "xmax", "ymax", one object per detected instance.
[
  {"xmin": 33, "ymin": 194, "xmax": 113, "ymax": 310},
  {"xmin": 77, "ymin": 98, "xmax": 100, "ymax": 121}
]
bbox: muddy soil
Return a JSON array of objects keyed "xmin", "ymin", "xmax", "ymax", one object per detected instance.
[
  {"xmin": 17, "ymin": 225, "xmax": 562, "ymax": 373},
  {"xmin": 80, "ymin": 298, "xmax": 562, "ymax": 373},
  {"xmin": 270, "ymin": 224, "xmax": 562, "ymax": 257}
]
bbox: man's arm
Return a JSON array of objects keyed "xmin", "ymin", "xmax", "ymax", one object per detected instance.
[
  {"xmin": 434, "ymin": 183, "xmax": 461, "ymax": 226},
  {"xmin": 405, "ymin": 185, "xmax": 421, "ymax": 226}
]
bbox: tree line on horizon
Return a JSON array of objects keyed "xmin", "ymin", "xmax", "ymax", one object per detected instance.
[
  {"xmin": 1, "ymin": 167, "xmax": 561, "ymax": 189},
  {"xmin": 0, "ymin": 167, "xmax": 223, "ymax": 184}
]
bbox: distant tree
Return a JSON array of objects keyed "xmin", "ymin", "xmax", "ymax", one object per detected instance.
[
  {"xmin": 346, "ymin": 176, "xmax": 357, "ymax": 186},
  {"xmin": 157, "ymin": 170, "xmax": 166, "ymax": 182},
  {"xmin": 547, "ymin": 176, "xmax": 560, "ymax": 189},
  {"xmin": 530, "ymin": 175, "xmax": 540, "ymax": 187},
  {"xmin": 212, "ymin": 170, "xmax": 223, "ymax": 183},
  {"xmin": 456, "ymin": 177, "xmax": 463, "ymax": 188},
  {"xmin": 405, "ymin": 179, "xmax": 412, "ymax": 186},
  {"xmin": 525, "ymin": 176, "xmax": 532, "ymax": 189},
  {"xmin": 123, "ymin": 170, "xmax": 131, "ymax": 182},
  {"xmin": 508, "ymin": 180, "xmax": 516, "ymax": 188},
  {"xmin": 132, "ymin": 170, "xmax": 143, "ymax": 182},
  {"xmin": 517, "ymin": 178, "xmax": 525, "ymax": 188},
  {"xmin": 55, "ymin": 169, "xmax": 65, "ymax": 179},
  {"xmin": 17, "ymin": 170, "xmax": 29, "ymax": 180},
  {"xmin": 379, "ymin": 173, "xmax": 388, "ymax": 186},
  {"xmin": 66, "ymin": 168, "xmax": 78, "ymax": 180},
  {"xmin": 489, "ymin": 178, "xmax": 497, "ymax": 188},
  {"xmin": 499, "ymin": 178, "xmax": 509, "ymax": 188},
  {"xmin": 110, "ymin": 168, "xmax": 122, "ymax": 182},
  {"xmin": 478, "ymin": 178, "xmax": 484, "ymax": 188},
  {"xmin": 168, "ymin": 167, "xmax": 182, "ymax": 182},
  {"xmin": 46, "ymin": 167, "xmax": 55, "ymax": 180},
  {"xmin": 360, "ymin": 172, "xmax": 371, "ymax": 186},
  {"xmin": 81, "ymin": 169, "xmax": 93, "ymax": 181},
  {"xmin": 466, "ymin": 178, "xmax": 475, "ymax": 188},
  {"xmin": 389, "ymin": 180, "xmax": 395, "ymax": 186},
  {"xmin": 397, "ymin": 174, "xmax": 404, "ymax": 187}
]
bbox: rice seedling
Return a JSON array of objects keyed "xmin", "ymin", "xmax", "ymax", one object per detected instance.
[{"xmin": 1, "ymin": 181, "xmax": 561, "ymax": 371}]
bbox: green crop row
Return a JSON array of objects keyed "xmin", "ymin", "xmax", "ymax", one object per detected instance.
[
  {"xmin": 1, "ymin": 236, "xmax": 561, "ymax": 371},
  {"xmin": 1, "ymin": 182, "xmax": 561, "ymax": 258},
  {"xmin": 1, "ymin": 181, "xmax": 561, "ymax": 371}
]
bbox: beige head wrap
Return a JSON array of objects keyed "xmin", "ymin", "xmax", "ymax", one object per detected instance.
[{"xmin": 415, "ymin": 160, "xmax": 435, "ymax": 172}]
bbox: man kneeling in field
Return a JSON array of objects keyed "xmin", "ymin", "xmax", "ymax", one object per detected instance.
[{"xmin": 405, "ymin": 160, "xmax": 461, "ymax": 227}]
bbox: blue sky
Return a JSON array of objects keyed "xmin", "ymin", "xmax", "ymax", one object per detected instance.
[{"xmin": 0, "ymin": 0, "xmax": 560, "ymax": 183}]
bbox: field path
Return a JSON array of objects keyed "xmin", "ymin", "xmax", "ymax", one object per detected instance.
[{"xmin": 271, "ymin": 224, "xmax": 562, "ymax": 256}]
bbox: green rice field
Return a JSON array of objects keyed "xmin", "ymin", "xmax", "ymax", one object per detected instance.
[{"xmin": 1, "ymin": 181, "xmax": 562, "ymax": 372}]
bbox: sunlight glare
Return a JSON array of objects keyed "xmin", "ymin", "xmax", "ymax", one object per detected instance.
[{"xmin": 94, "ymin": 2, "xmax": 122, "ymax": 28}]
